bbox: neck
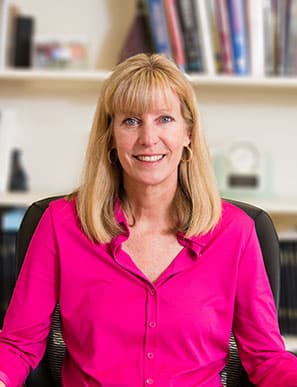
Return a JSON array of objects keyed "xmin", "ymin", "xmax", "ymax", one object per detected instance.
[{"xmin": 123, "ymin": 183, "xmax": 177, "ymax": 232}]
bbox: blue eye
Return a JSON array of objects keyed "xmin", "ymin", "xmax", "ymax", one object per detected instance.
[
  {"xmin": 160, "ymin": 115, "xmax": 173, "ymax": 123},
  {"xmin": 124, "ymin": 117, "xmax": 139, "ymax": 126}
]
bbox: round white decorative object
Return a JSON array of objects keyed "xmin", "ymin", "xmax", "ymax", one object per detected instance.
[{"xmin": 228, "ymin": 141, "xmax": 260, "ymax": 174}]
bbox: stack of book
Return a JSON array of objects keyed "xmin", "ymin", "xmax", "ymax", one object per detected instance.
[
  {"xmin": 0, "ymin": 229, "xmax": 16, "ymax": 325},
  {"xmin": 121, "ymin": 0, "xmax": 297, "ymax": 77},
  {"xmin": 279, "ymin": 241, "xmax": 297, "ymax": 335},
  {"xmin": 0, "ymin": 207, "xmax": 25, "ymax": 326}
]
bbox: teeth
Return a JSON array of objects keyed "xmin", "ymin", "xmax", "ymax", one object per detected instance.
[{"xmin": 136, "ymin": 155, "xmax": 163, "ymax": 162}]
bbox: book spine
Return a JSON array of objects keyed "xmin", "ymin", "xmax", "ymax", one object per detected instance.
[
  {"xmin": 216, "ymin": 0, "xmax": 233, "ymax": 74},
  {"xmin": 279, "ymin": 242, "xmax": 297, "ymax": 335},
  {"xmin": 247, "ymin": 0, "xmax": 265, "ymax": 77},
  {"xmin": 284, "ymin": 0, "xmax": 297, "ymax": 75},
  {"xmin": 145, "ymin": 0, "xmax": 172, "ymax": 57},
  {"xmin": 0, "ymin": 0, "xmax": 9, "ymax": 68},
  {"xmin": 206, "ymin": 0, "xmax": 223, "ymax": 73},
  {"xmin": 276, "ymin": 0, "xmax": 290, "ymax": 76},
  {"xmin": 195, "ymin": 0, "xmax": 216, "ymax": 75},
  {"xmin": 226, "ymin": 0, "xmax": 249, "ymax": 75},
  {"xmin": 263, "ymin": 0, "xmax": 278, "ymax": 75},
  {"xmin": 0, "ymin": 230, "xmax": 17, "ymax": 325},
  {"xmin": 163, "ymin": 0, "xmax": 186, "ymax": 69},
  {"xmin": 176, "ymin": 0, "xmax": 204, "ymax": 72}
]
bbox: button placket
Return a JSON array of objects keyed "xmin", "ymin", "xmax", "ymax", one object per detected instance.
[{"xmin": 144, "ymin": 286, "xmax": 158, "ymax": 386}]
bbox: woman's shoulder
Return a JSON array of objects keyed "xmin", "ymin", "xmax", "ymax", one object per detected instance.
[
  {"xmin": 44, "ymin": 195, "xmax": 77, "ymax": 222},
  {"xmin": 220, "ymin": 199, "xmax": 255, "ymax": 230}
]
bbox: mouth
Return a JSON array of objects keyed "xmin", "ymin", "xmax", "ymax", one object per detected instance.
[{"xmin": 134, "ymin": 154, "xmax": 165, "ymax": 162}]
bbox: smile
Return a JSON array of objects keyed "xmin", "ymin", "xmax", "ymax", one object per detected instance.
[{"xmin": 134, "ymin": 155, "xmax": 165, "ymax": 162}]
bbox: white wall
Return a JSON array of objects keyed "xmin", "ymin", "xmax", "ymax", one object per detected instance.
[{"xmin": 1, "ymin": 1, "xmax": 297, "ymax": 199}]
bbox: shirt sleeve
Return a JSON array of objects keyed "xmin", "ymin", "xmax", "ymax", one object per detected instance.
[
  {"xmin": 0, "ymin": 206, "xmax": 59, "ymax": 387},
  {"xmin": 234, "ymin": 223, "xmax": 297, "ymax": 387}
]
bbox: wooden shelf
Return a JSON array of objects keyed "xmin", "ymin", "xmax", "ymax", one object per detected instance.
[
  {"xmin": 0, "ymin": 68, "xmax": 297, "ymax": 89},
  {"xmin": 0, "ymin": 68, "xmax": 110, "ymax": 82},
  {"xmin": 278, "ymin": 230, "xmax": 297, "ymax": 242},
  {"xmin": 283, "ymin": 335, "xmax": 297, "ymax": 353},
  {"xmin": 1, "ymin": 192, "xmax": 297, "ymax": 214},
  {"xmin": 0, "ymin": 192, "xmax": 61, "ymax": 207},
  {"xmin": 223, "ymin": 196, "xmax": 297, "ymax": 214},
  {"xmin": 188, "ymin": 74, "xmax": 297, "ymax": 88}
]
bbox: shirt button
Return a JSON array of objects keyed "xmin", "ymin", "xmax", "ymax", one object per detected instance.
[
  {"xmin": 150, "ymin": 289, "xmax": 156, "ymax": 296},
  {"xmin": 147, "ymin": 352, "xmax": 154, "ymax": 359},
  {"xmin": 145, "ymin": 378, "xmax": 154, "ymax": 384},
  {"xmin": 148, "ymin": 321, "xmax": 157, "ymax": 328}
]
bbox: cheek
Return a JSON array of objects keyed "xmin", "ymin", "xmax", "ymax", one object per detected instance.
[
  {"xmin": 113, "ymin": 132, "xmax": 135, "ymax": 152},
  {"xmin": 169, "ymin": 132, "xmax": 189, "ymax": 152},
  {"xmin": 113, "ymin": 137, "xmax": 137, "ymax": 168}
]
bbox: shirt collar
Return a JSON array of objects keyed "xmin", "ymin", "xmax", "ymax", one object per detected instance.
[{"xmin": 112, "ymin": 198, "xmax": 218, "ymax": 260}]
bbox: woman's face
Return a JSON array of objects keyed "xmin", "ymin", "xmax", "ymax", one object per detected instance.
[{"xmin": 112, "ymin": 89, "xmax": 190, "ymax": 192}]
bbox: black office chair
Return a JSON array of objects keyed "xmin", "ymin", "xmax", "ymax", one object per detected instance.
[{"xmin": 15, "ymin": 196, "xmax": 280, "ymax": 387}]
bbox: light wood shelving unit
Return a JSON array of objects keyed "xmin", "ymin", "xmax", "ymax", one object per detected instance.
[{"xmin": 1, "ymin": 0, "xmax": 297, "ymax": 354}]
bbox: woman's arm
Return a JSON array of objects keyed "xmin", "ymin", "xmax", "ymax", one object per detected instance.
[
  {"xmin": 234, "ymin": 224, "xmax": 297, "ymax": 386},
  {"xmin": 0, "ymin": 206, "xmax": 59, "ymax": 386}
]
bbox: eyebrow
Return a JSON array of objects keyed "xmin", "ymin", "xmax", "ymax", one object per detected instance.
[{"xmin": 120, "ymin": 108, "xmax": 173, "ymax": 116}]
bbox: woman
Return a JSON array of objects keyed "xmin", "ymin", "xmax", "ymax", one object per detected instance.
[{"xmin": 0, "ymin": 53, "xmax": 296, "ymax": 386}]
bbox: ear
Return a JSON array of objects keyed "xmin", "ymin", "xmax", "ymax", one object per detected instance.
[{"xmin": 184, "ymin": 131, "xmax": 191, "ymax": 147}]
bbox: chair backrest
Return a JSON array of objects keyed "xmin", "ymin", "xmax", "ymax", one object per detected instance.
[{"xmin": 15, "ymin": 196, "xmax": 280, "ymax": 387}]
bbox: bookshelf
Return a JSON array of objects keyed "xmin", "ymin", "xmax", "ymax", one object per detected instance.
[
  {"xmin": 0, "ymin": 192, "xmax": 56, "ymax": 207},
  {"xmin": 283, "ymin": 335, "xmax": 297, "ymax": 355},
  {"xmin": 1, "ymin": 69, "xmax": 297, "ymax": 89},
  {"xmin": 0, "ymin": 0, "xmax": 296, "ymax": 230},
  {"xmin": 0, "ymin": 191, "xmax": 297, "ymax": 215},
  {"xmin": 0, "ymin": 0, "xmax": 297, "ymax": 351}
]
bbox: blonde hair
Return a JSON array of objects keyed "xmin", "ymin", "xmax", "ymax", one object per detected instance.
[{"xmin": 72, "ymin": 53, "xmax": 221, "ymax": 243}]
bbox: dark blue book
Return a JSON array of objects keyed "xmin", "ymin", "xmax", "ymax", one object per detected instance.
[
  {"xmin": 227, "ymin": 0, "xmax": 249, "ymax": 75},
  {"xmin": 145, "ymin": 0, "xmax": 172, "ymax": 57}
]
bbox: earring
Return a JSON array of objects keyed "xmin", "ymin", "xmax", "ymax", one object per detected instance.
[
  {"xmin": 181, "ymin": 145, "xmax": 193, "ymax": 163},
  {"xmin": 107, "ymin": 149, "xmax": 118, "ymax": 164}
]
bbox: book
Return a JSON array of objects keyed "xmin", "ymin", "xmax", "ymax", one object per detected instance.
[
  {"xmin": 263, "ymin": 0, "xmax": 276, "ymax": 75},
  {"xmin": 145, "ymin": 0, "xmax": 172, "ymax": 57},
  {"xmin": 176, "ymin": 0, "xmax": 204, "ymax": 72},
  {"xmin": 279, "ymin": 242, "xmax": 297, "ymax": 334},
  {"xmin": 216, "ymin": 0, "xmax": 233, "ymax": 74},
  {"xmin": 247, "ymin": 0, "xmax": 265, "ymax": 77},
  {"xmin": 285, "ymin": 0, "xmax": 297, "ymax": 75},
  {"xmin": 0, "ymin": 207, "xmax": 25, "ymax": 324},
  {"xmin": 0, "ymin": 109, "xmax": 17, "ymax": 193},
  {"xmin": 275, "ymin": 0, "xmax": 291, "ymax": 76},
  {"xmin": 0, "ymin": 230, "xmax": 17, "ymax": 325},
  {"xmin": 226, "ymin": 0, "xmax": 249, "ymax": 75},
  {"xmin": 163, "ymin": 0, "xmax": 186, "ymax": 70},
  {"xmin": 0, "ymin": 0, "xmax": 9, "ymax": 68},
  {"xmin": 195, "ymin": 0, "xmax": 216, "ymax": 75},
  {"xmin": 118, "ymin": 0, "xmax": 153, "ymax": 63},
  {"xmin": 206, "ymin": 0, "xmax": 223, "ymax": 73}
]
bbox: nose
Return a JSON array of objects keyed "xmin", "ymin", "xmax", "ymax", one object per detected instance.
[{"xmin": 138, "ymin": 122, "xmax": 159, "ymax": 146}]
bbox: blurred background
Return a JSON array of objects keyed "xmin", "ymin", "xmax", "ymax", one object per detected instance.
[{"xmin": 0, "ymin": 0, "xmax": 297, "ymax": 346}]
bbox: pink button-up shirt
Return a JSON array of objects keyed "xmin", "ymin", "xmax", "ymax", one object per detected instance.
[{"xmin": 0, "ymin": 198, "xmax": 297, "ymax": 387}]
